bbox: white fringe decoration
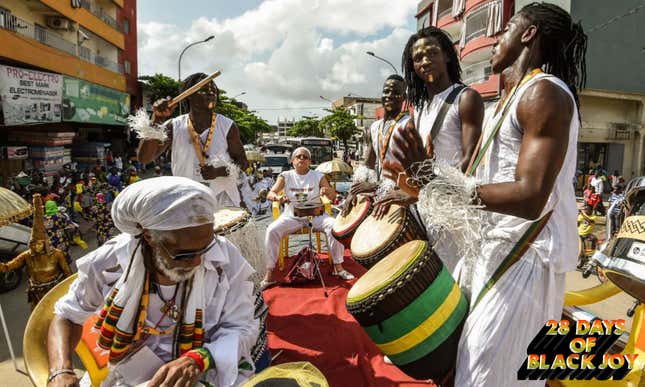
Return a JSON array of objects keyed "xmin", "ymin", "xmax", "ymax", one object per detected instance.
[
  {"xmin": 207, "ymin": 157, "xmax": 240, "ymax": 182},
  {"xmin": 352, "ymin": 165, "xmax": 378, "ymax": 185},
  {"xmin": 222, "ymin": 218, "xmax": 266, "ymax": 289},
  {"xmin": 375, "ymin": 178, "xmax": 397, "ymax": 200},
  {"xmin": 127, "ymin": 108, "xmax": 168, "ymax": 142},
  {"xmin": 414, "ymin": 160, "xmax": 485, "ymax": 292}
]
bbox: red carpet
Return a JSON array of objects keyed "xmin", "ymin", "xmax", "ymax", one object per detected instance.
[{"xmin": 263, "ymin": 250, "xmax": 435, "ymax": 387}]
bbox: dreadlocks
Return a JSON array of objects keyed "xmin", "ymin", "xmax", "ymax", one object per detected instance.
[
  {"xmin": 401, "ymin": 27, "xmax": 461, "ymax": 110},
  {"xmin": 179, "ymin": 72, "xmax": 219, "ymax": 111},
  {"xmin": 518, "ymin": 2, "xmax": 587, "ymax": 103}
]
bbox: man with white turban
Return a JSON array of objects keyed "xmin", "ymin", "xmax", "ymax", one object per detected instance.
[{"xmin": 47, "ymin": 176, "xmax": 259, "ymax": 387}]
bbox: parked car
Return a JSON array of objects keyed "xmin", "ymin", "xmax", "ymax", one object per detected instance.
[{"xmin": 260, "ymin": 154, "xmax": 291, "ymax": 177}]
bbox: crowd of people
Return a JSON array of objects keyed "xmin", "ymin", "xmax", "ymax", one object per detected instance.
[{"xmin": 17, "ymin": 2, "xmax": 633, "ymax": 386}]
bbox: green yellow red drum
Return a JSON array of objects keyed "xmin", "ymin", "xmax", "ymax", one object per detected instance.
[{"xmin": 346, "ymin": 240, "xmax": 468, "ymax": 381}]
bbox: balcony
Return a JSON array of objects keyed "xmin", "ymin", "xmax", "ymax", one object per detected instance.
[
  {"xmin": 0, "ymin": 13, "xmax": 126, "ymax": 91},
  {"xmin": 460, "ymin": 1, "xmax": 499, "ymax": 62},
  {"xmin": 462, "ymin": 60, "xmax": 492, "ymax": 85},
  {"xmin": 80, "ymin": 0, "xmax": 122, "ymax": 32},
  {"xmin": 1, "ymin": 14, "xmax": 77, "ymax": 56}
]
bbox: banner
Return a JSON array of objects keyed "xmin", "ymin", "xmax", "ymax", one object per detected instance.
[
  {"xmin": 0, "ymin": 64, "xmax": 63, "ymax": 125},
  {"xmin": 62, "ymin": 77, "xmax": 130, "ymax": 125}
]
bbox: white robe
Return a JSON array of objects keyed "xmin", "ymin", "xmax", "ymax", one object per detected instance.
[{"xmin": 55, "ymin": 233, "xmax": 259, "ymax": 387}]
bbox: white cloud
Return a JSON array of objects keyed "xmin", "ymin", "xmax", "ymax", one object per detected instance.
[{"xmin": 138, "ymin": 0, "xmax": 418, "ymax": 123}]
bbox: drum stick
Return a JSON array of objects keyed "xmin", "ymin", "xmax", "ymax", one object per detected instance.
[
  {"xmin": 168, "ymin": 70, "xmax": 222, "ymax": 108},
  {"xmin": 149, "ymin": 70, "xmax": 222, "ymax": 123}
]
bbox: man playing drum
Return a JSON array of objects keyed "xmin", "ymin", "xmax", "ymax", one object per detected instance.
[
  {"xmin": 262, "ymin": 147, "xmax": 355, "ymax": 289},
  {"xmin": 138, "ymin": 73, "xmax": 249, "ymax": 209},
  {"xmin": 387, "ymin": 3, "xmax": 586, "ymax": 385}
]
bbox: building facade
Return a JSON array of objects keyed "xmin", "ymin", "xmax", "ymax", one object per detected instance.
[
  {"xmin": 416, "ymin": 0, "xmax": 645, "ymax": 179},
  {"xmin": 0, "ymin": 0, "xmax": 140, "ymax": 184},
  {"xmin": 277, "ymin": 117, "xmax": 296, "ymax": 137}
]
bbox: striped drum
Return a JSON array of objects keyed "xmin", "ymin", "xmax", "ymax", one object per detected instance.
[
  {"xmin": 350, "ymin": 204, "xmax": 426, "ymax": 268},
  {"xmin": 346, "ymin": 240, "xmax": 468, "ymax": 381}
]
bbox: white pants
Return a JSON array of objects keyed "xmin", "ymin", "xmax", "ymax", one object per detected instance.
[
  {"xmin": 454, "ymin": 245, "xmax": 566, "ymax": 387},
  {"xmin": 265, "ymin": 213, "xmax": 345, "ymax": 269}
]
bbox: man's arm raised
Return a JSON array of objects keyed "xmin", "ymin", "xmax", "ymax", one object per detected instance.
[
  {"xmin": 137, "ymin": 97, "xmax": 174, "ymax": 164},
  {"xmin": 476, "ymin": 79, "xmax": 573, "ymax": 220}
]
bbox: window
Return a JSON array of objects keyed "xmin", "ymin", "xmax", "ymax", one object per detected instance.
[
  {"xmin": 35, "ymin": 24, "xmax": 46, "ymax": 43},
  {"xmin": 123, "ymin": 18, "xmax": 129, "ymax": 34},
  {"xmin": 124, "ymin": 60, "xmax": 131, "ymax": 74},
  {"xmin": 417, "ymin": 9, "xmax": 431, "ymax": 30}
]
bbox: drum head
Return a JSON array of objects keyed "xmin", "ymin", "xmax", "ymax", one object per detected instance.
[
  {"xmin": 605, "ymin": 234, "xmax": 645, "ymax": 303},
  {"xmin": 348, "ymin": 240, "xmax": 426, "ymax": 302},
  {"xmin": 213, "ymin": 207, "xmax": 250, "ymax": 234},
  {"xmin": 351, "ymin": 204, "xmax": 405, "ymax": 257},
  {"xmin": 333, "ymin": 195, "xmax": 371, "ymax": 235}
]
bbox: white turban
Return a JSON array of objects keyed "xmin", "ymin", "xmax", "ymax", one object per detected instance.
[{"xmin": 111, "ymin": 176, "xmax": 215, "ymax": 235}]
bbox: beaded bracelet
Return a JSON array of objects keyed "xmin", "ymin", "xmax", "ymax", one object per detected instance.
[
  {"xmin": 47, "ymin": 368, "xmax": 76, "ymax": 383},
  {"xmin": 182, "ymin": 347, "xmax": 215, "ymax": 372}
]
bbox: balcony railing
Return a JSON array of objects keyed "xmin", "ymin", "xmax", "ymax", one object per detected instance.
[
  {"xmin": 438, "ymin": 7, "xmax": 453, "ymax": 20},
  {"xmin": 462, "ymin": 2, "xmax": 492, "ymax": 44},
  {"xmin": 0, "ymin": 14, "xmax": 123, "ymax": 74},
  {"xmin": 80, "ymin": 0, "xmax": 122, "ymax": 31},
  {"xmin": 462, "ymin": 61, "xmax": 492, "ymax": 85},
  {"xmin": 2, "ymin": 14, "xmax": 77, "ymax": 56}
]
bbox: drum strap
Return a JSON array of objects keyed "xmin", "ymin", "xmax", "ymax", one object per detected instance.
[
  {"xmin": 472, "ymin": 210, "xmax": 553, "ymax": 310},
  {"xmin": 415, "ymin": 84, "xmax": 465, "ymax": 151}
]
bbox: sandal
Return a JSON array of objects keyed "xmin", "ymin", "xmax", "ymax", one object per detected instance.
[{"xmin": 332, "ymin": 270, "xmax": 355, "ymax": 280}]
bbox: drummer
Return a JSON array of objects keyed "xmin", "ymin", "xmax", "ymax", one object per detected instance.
[
  {"xmin": 342, "ymin": 75, "xmax": 411, "ymax": 216},
  {"xmin": 137, "ymin": 73, "xmax": 249, "ymax": 209},
  {"xmin": 262, "ymin": 147, "xmax": 355, "ymax": 288}
]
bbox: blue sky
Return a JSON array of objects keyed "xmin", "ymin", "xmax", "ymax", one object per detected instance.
[{"xmin": 137, "ymin": 0, "xmax": 418, "ymax": 123}]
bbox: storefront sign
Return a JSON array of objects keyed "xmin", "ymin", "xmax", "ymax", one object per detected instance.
[
  {"xmin": 62, "ymin": 77, "xmax": 130, "ymax": 125},
  {"xmin": 0, "ymin": 65, "xmax": 63, "ymax": 125}
]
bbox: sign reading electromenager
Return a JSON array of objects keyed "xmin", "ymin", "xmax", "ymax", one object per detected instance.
[
  {"xmin": 0, "ymin": 64, "xmax": 63, "ymax": 125},
  {"xmin": 62, "ymin": 77, "xmax": 130, "ymax": 125}
]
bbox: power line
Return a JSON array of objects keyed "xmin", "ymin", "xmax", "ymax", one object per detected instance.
[{"xmin": 587, "ymin": 2, "xmax": 644, "ymax": 33}]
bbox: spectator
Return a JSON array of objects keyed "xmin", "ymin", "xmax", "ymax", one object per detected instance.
[
  {"xmin": 590, "ymin": 170, "xmax": 604, "ymax": 196},
  {"xmin": 578, "ymin": 204, "xmax": 597, "ymax": 251}
]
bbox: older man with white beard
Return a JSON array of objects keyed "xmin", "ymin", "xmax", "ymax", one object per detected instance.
[{"xmin": 47, "ymin": 176, "xmax": 258, "ymax": 387}]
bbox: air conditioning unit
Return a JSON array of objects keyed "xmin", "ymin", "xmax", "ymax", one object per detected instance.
[{"xmin": 46, "ymin": 16, "xmax": 70, "ymax": 30}]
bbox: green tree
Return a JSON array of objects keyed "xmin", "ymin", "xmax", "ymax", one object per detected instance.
[
  {"xmin": 289, "ymin": 115, "xmax": 323, "ymax": 137},
  {"xmin": 139, "ymin": 74, "xmax": 181, "ymax": 107},
  {"xmin": 319, "ymin": 107, "xmax": 360, "ymax": 151}
]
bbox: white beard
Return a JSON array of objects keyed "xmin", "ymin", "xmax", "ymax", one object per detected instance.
[{"xmin": 153, "ymin": 250, "xmax": 198, "ymax": 283}]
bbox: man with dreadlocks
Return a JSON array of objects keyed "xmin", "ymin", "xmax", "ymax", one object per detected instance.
[
  {"xmin": 138, "ymin": 73, "xmax": 249, "ymax": 209},
  {"xmin": 48, "ymin": 177, "xmax": 258, "ymax": 387},
  {"xmin": 386, "ymin": 3, "xmax": 587, "ymax": 386},
  {"xmin": 403, "ymin": 26, "xmax": 483, "ymax": 172}
]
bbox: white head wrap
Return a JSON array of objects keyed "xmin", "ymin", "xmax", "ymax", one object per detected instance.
[{"xmin": 111, "ymin": 176, "xmax": 215, "ymax": 235}]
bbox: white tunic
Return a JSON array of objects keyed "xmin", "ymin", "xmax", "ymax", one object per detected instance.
[
  {"xmin": 54, "ymin": 233, "xmax": 258, "ymax": 387},
  {"xmin": 414, "ymin": 83, "xmax": 467, "ymax": 166},
  {"xmin": 170, "ymin": 113, "xmax": 240, "ymax": 207},
  {"xmin": 454, "ymin": 73, "xmax": 579, "ymax": 387},
  {"xmin": 369, "ymin": 114, "xmax": 412, "ymax": 179},
  {"xmin": 475, "ymin": 72, "xmax": 579, "ymax": 275},
  {"xmin": 280, "ymin": 169, "xmax": 323, "ymax": 217}
]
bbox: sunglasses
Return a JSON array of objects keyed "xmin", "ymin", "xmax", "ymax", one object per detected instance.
[
  {"xmin": 158, "ymin": 239, "xmax": 217, "ymax": 261},
  {"xmin": 295, "ymin": 154, "xmax": 310, "ymax": 160}
]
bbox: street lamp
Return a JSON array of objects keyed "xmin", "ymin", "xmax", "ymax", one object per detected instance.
[
  {"xmin": 319, "ymin": 95, "xmax": 333, "ymax": 103},
  {"xmin": 178, "ymin": 35, "xmax": 215, "ymax": 82},
  {"xmin": 232, "ymin": 92, "xmax": 247, "ymax": 99},
  {"xmin": 366, "ymin": 51, "xmax": 398, "ymax": 74}
]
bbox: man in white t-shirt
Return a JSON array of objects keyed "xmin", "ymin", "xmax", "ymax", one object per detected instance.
[
  {"xmin": 138, "ymin": 73, "xmax": 249, "ymax": 209},
  {"xmin": 262, "ymin": 147, "xmax": 354, "ymax": 288}
]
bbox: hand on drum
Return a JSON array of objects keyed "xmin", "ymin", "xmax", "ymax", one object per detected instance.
[
  {"xmin": 47, "ymin": 373, "xmax": 79, "ymax": 387},
  {"xmin": 382, "ymin": 160, "xmax": 421, "ymax": 198},
  {"xmin": 350, "ymin": 181, "xmax": 378, "ymax": 196},
  {"xmin": 278, "ymin": 195, "xmax": 290, "ymax": 204},
  {"xmin": 373, "ymin": 190, "xmax": 417, "ymax": 220}
]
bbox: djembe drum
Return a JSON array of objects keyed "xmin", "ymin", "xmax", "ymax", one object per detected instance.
[
  {"xmin": 350, "ymin": 204, "xmax": 426, "ymax": 268},
  {"xmin": 332, "ymin": 194, "xmax": 373, "ymax": 248},
  {"xmin": 346, "ymin": 240, "xmax": 468, "ymax": 381}
]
